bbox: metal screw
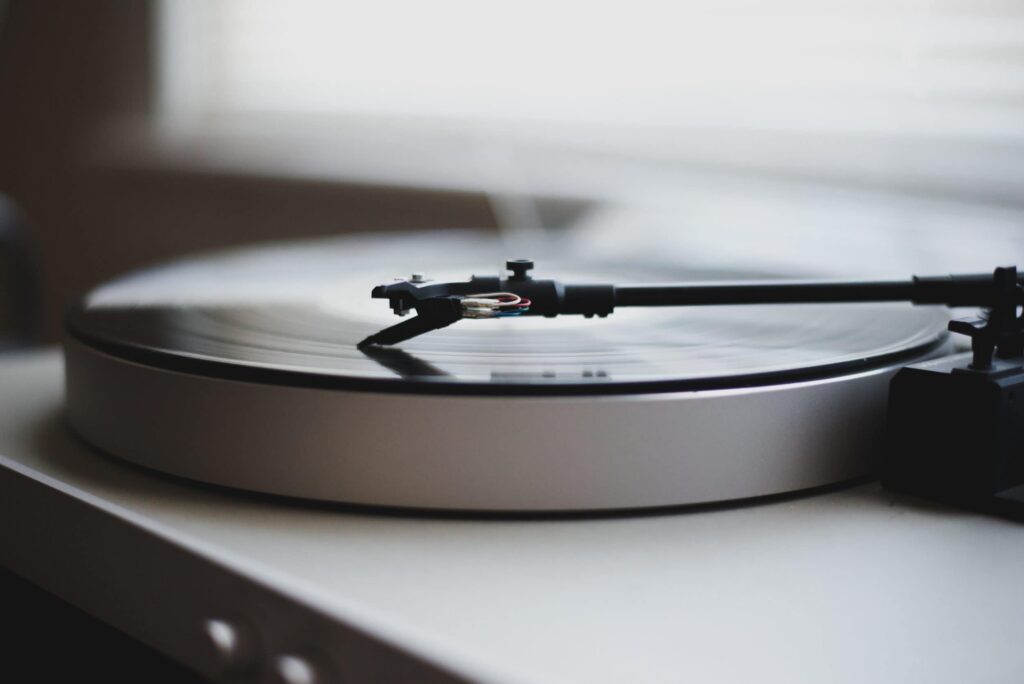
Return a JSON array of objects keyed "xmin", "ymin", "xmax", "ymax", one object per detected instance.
[
  {"xmin": 199, "ymin": 618, "xmax": 257, "ymax": 675},
  {"xmin": 271, "ymin": 654, "xmax": 320, "ymax": 684}
]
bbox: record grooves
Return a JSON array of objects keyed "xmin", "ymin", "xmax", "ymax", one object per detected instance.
[{"xmin": 65, "ymin": 305, "xmax": 949, "ymax": 396}]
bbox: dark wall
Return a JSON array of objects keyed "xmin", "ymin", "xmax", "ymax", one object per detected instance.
[{"xmin": 0, "ymin": 1, "xmax": 495, "ymax": 342}]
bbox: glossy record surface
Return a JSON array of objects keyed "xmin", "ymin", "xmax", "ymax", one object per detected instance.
[{"xmin": 67, "ymin": 233, "xmax": 950, "ymax": 395}]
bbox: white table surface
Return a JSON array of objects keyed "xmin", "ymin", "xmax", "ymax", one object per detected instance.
[{"xmin": 1, "ymin": 350, "xmax": 1022, "ymax": 683}]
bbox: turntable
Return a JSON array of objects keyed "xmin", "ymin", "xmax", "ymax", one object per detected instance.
[
  {"xmin": 62, "ymin": 233, "xmax": 962, "ymax": 511},
  {"xmin": 2, "ymin": 231, "xmax": 1024, "ymax": 683}
]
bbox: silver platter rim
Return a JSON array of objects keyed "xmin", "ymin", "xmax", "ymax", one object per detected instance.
[{"xmin": 64, "ymin": 334, "xmax": 951, "ymax": 512}]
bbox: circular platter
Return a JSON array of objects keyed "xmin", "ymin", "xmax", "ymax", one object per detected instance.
[{"xmin": 63, "ymin": 231, "xmax": 951, "ymax": 511}]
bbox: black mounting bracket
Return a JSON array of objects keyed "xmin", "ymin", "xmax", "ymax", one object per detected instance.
[{"xmin": 946, "ymin": 266, "xmax": 1024, "ymax": 370}]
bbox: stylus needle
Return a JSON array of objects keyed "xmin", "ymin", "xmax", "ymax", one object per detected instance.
[{"xmin": 358, "ymin": 297, "xmax": 464, "ymax": 348}]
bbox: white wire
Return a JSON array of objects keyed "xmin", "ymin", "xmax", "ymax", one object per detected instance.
[
  {"xmin": 464, "ymin": 292, "xmax": 522, "ymax": 306},
  {"xmin": 460, "ymin": 292, "xmax": 526, "ymax": 318}
]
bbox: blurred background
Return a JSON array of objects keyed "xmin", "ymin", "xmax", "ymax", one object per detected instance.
[{"xmin": 1, "ymin": 0, "xmax": 1022, "ymax": 346}]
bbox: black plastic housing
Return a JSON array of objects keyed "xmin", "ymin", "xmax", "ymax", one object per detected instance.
[{"xmin": 883, "ymin": 352, "xmax": 1024, "ymax": 519}]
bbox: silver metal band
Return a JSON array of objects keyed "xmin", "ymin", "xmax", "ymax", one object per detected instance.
[{"xmin": 64, "ymin": 335, "xmax": 949, "ymax": 511}]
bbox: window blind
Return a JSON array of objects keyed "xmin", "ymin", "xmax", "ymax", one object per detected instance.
[{"xmin": 157, "ymin": 0, "xmax": 1024, "ymax": 203}]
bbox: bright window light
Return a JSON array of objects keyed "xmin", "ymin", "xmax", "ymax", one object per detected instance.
[
  {"xmin": 156, "ymin": 0, "xmax": 1024, "ymax": 202},
  {"xmin": 160, "ymin": 0, "xmax": 1024, "ymax": 135}
]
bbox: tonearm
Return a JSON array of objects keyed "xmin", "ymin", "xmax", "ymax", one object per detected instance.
[{"xmin": 361, "ymin": 260, "xmax": 1024, "ymax": 371}]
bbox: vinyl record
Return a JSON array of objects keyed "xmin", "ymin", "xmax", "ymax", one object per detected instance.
[{"xmin": 67, "ymin": 232, "xmax": 948, "ymax": 395}]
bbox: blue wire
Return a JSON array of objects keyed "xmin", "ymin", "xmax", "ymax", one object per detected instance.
[{"xmin": 494, "ymin": 308, "xmax": 529, "ymax": 318}]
